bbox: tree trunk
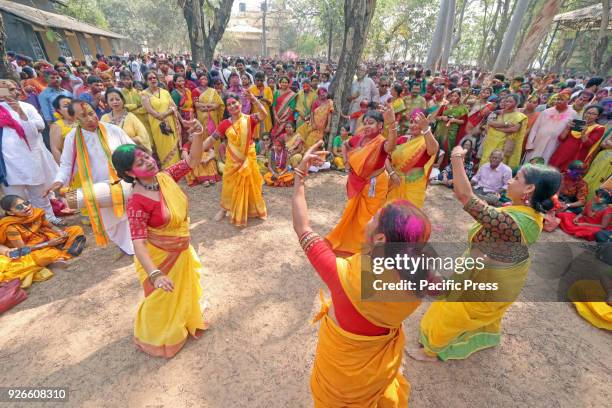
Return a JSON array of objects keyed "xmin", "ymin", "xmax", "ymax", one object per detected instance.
[
  {"xmin": 327, "ymin": 19, "xmax": 333, "ymax": 62},
  {"xmin": 591, "ymin": 0, "xmax": 610, "ymax": 74},
  {"xmin": 507, "ymin": 0, "xmax": 562, "ymax": 76},
  {"xmin": 328, "ymin": 0, "xmax": 377, "ymax": 148},
  {"xmin": 493, "ymin": 0, "xmax": 531, "ymax": 73},
  {"xmin": 262, "ymin": 0, "xmax": 268, "ymax": 57},
  {"xmin": 425, "ymin": 0, "xmax": 449, "ymax": 70},
  {"xmin": 179, "ymin": 0, "xmax": 234, "ymax": 66},
  {"xmin": 477, "ymin": 0, "xmax": 493, "ymax": 66},
  {"xmin": 0, "ymin": 13, "xmax": 16, "ymax": 80},
  {"xmin": 450, "ymin": 0, "xmax": 469, "ymax": 51},
  {"xmin": 440, "ymin": 0, "xmax": 456, "ymax": 70}
]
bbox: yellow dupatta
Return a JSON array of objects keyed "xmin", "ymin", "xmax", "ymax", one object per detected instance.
[
  {"xmin": 305, "ymin": 100, "xmax": 334, "ymax": 148},
  {"xmin": 387, "ymin": 135, "xmax": 436, "ymax": 207},
  {"xmin": 311, "ymin": 253, "xmax": 420, "ymax": 407},
  {"xmin": 481, "ymin": 110, "xmax": 527, "ymax": 168},
  {"xmin": 133, "ymin": 172, "xmax": 206, "ymax": 358},
  {"xmin": 74, "ymin": 123, "xmax": 125, "ymax": 246},
  {"xmin": 220, "ymin": 114, "xmax": 267, "ymax": 225},
  {"xmin": 419, "ymin": 204, "xmax": 543, "ymax": 360},
  {"xmin": 578, "ymin": 124, "xmax": 606, "ymax": 163}
]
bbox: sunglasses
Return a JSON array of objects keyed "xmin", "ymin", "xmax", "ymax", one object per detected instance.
[{"xmin": 13, "ymin": 201, "xmax": 31, "ymax": 211}]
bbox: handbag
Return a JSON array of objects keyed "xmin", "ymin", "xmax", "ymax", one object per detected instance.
[{"xmin": 0, "ymin": 278, "xmax": 28, "ymax": 314}]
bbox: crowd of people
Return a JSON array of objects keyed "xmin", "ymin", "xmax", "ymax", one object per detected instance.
[{"xmin": 1, "ymin": 50, "xmax": 611, "ymax": 406}]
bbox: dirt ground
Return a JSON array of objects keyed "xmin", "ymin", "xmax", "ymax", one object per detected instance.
[{"xmin": 1, "ymin": 172, "xmax": 610, "ymax": 408}]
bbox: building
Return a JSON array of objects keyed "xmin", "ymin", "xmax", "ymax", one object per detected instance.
[
  {"xmin": 1, "ymin": 0, "xmax": 125, "ymax": 63},
  {"xmin": 218, "ymin": 0, "xmax": 283, "ymax": 57}
]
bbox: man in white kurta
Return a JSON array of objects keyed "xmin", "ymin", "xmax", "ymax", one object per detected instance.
[
  {"xmin": 348, "ymin": 65, "xmax": 380, "ymax": 133},
  {"xmin": 524, "ymin": 93, "xmax": 578, "ymax": 163},
  {"xmin": 0, "ymin": 80, "xmax": 61, "ymax": 223},
  {"xmin": 50, "ymin": 101, "xmax": 135, "ymax": 255}
]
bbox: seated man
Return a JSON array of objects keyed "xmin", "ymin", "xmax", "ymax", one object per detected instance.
[
  {"xmin": 470, "ymin": 149, "xmax": 512, "ymax": 206},
  {"xmin": 0, "ymin": 195, "xmax": 86, "ymax": 275}
]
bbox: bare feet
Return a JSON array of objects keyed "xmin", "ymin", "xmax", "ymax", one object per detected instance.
[
  {"xmin": 406, "ymin": 346, "xmax": 438, "ymax": 362},
  {"xmin": 49, "ymin": 260, "xmax": 69, "ymax": 269},
  {"xmin": 214, "ymin": 209, "xmax": 226, "ymax": 222}
]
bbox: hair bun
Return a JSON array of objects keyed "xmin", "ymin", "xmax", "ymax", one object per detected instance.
[{"xmin": 534, "ymin": 198, "xmax": 554, "ymax": 213}]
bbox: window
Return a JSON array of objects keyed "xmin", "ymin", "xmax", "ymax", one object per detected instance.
[
  {"xmin": 239, "ymin": 2, "xmax": 246, "ymax": 12},
  {"xmin": 55, "ymin": 30, "xmax": 73, "ymax": 57},
  {"xmin": 77, "ymin": 33, "xmax": 92, "ymax": 58},
  {"xmin": 31, "ymin": 32, "xmax": 47, "ymax": 60}
]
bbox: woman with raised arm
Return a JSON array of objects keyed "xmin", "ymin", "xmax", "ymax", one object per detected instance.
[
  {"xmin": 413, "ymin": 145, "xmax": 561, "ymax": 362},
  {"xmin": 326, "ymin": 103, "xmax": 398, "ymax": 255},
  {"xmin": 213, "ymin": 90, "xmax": 268, "ymax": 226},
  {"xmin": 111, "ymin": 120, "xmax": 212, "ymax": 358},
  {"xmin": 386, "ymin": 109, "xmax": 439, "ymax": 208},
  {"xmin": 293, "ymin": 141, "xmax": 429, "ymax": 407}
]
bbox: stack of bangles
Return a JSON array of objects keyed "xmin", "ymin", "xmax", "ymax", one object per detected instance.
[
  {"xmin": 294, "ymin": 167, "xmax": 308, "ymax": 179},
  {"xmin": 148, "ymin": 269, "xmax": 163, "ymax": 285},
  {"xmin": 298, "ymin": 231, "xmax": 321, "ymax": 252}
]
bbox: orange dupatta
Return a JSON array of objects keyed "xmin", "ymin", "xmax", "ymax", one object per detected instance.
[{"xmin": 346, "ymin": 134, "xmax": 387, "ymax": 199}]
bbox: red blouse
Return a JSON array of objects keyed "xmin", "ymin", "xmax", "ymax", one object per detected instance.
[
  {"xmin": 126, "ymin": 160, "xmax": 192, "ymax": 240},
  {"xmin": 217, "ymin": 115, "xmax": 259, "ymax": 137},
  {"xmin": 305, "ymin": 236, "xmax": 388, "ymax": 336}
]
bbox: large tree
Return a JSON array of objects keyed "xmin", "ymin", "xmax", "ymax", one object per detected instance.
[
  {"xmin": 0, "ymin": 13, "xmax": 16, "ymax": 80},
  {"xmin": 439, "ymin": 0, "xmax": 456, "ymax": 69},
  {"xmin": 425, "ymin": 0, "xmax": 449, "ymax": 69},
  {"xmin": 328, "ymin": 0, "xmax": 377, "ymax": 147},
  {"xmin": 492, "ymin": 0, "xmax": 531, "ymax": 72},
  {"xmin": 591, "ymin": 0, "xmax": 610, "ymax": 75},
  {"xmin": 507, "ymin": 0, "xmax": 563, "ymax": 75},
  {"xmin": 179, "ymin": 0, "xmax": 234, "ymax": 66}
]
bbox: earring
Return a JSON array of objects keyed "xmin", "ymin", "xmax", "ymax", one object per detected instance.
[{"xmin": 522, "ymin": 193, "xmax": 530, "ymax": 205}]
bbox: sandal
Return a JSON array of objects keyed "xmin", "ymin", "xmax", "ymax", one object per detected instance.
[{"xmin": 67, "ymin": 235, "xmax": 87, "ymax": 257}]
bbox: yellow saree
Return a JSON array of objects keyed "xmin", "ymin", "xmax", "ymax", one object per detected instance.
[
  {"xmin": 133, "ymin": 172, "xmax": 207, "ymax": 358},
  {"xmin": 220, "ymin": 114, "xmax": 267, "ymax": 226},
  {"xmin": 0, "ymin": 254, "xmax": 53, "ymax": 289},
  {"xmin": 481, "ymin": 110, "xmax": 528, "ymax": 168},
  {"xmin": 303, "ymin": 100, "xmax": 334, "ymax": 149},
  {"xmin": 568, "ymin": 280, "xmax": 612, "ymax": 331},
  {"xmin": 387, "ymin": 135, "xmax": 435, "ymax": 208},
  {"xmin": 144, "ymin": 88, "xmax": 180, "ymax": 169},
  {"xmin": 197, "ymin": 87, "xmax": 225, "ymax": 135},
  {"xmin": 419, "ymin": 205, "xmax": 543, "ymax": 360},
  {"xmin": 311, "ymin": 254, "xmax": 420, "ymax": 407},
  {"xmin": 248, "ymin": 84, "xmax": 273, "ymax": 138}
]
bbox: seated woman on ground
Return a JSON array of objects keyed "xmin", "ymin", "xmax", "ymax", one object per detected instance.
[
  {"xmin": 256, "ymin": 133, "xmax": 272, "ymax": 174},
  {"xmin": 433, "ymin": 138, "xmax": 475, "ymax": 188},
  {"xmin": 181, "ymin": 132, "xmax": 221, "ymax": 187},
  {"xmin": 331, "ymin": 125, "xmax": 351, "ymax": 171},
  {"xmin": 0, "ymin": 195, "xmax": 86, "ymax": 271},
  {"xmin": 558, "ymin": 187, "xmax": 611, "ymax": 241},
  {"xmin": 264, "ymin": 137, "xmax": 294, "ymax": 187},
  {"xmin": 283, "ymin": 122, "xmax": 304, "ymax": 169},
  {"xmin": 558, "ymin": 160, "xmax": 589, "ymax": 215}
]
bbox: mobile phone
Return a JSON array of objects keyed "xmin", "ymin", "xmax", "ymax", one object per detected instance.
[{"xmin": 571, "ymin": 119, "xmax": 586, "ymax": 131}]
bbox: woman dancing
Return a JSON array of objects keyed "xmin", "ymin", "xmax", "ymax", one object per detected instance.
[
  {"xmin": 386, "ymin": 110, "xmax": 439, "ymax": 208},
  {"xmin": 214, "ymin": 91, "xmax": 268, "ymax": 226},
  {"xmin": 293, "ymin": 141, "xmax": 430, "ymax": 407},
  {"xmin": 413, "ymin": 145, "xmax": 561, "ymax": 361},
  {"xmin": 326, "ymin": 103, "xmax": 398, "ymax": 255},
  {"xmin": 111, "ymin": 120, "xmax": 212, "ymax": 358}
]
